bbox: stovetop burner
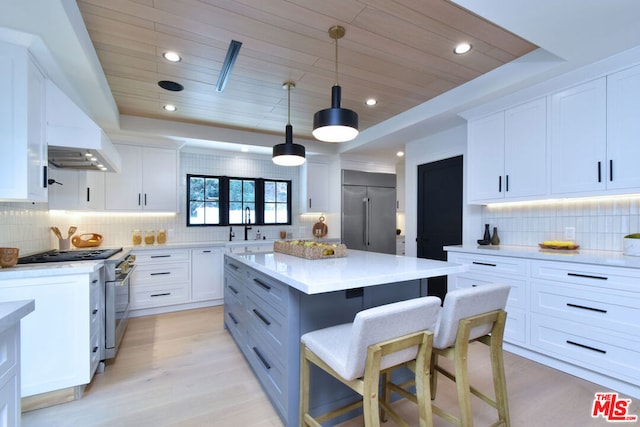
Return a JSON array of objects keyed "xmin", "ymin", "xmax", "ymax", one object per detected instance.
[{"xmin": 18, "ymin": 248, "xmax": 123, "ymax": 264}]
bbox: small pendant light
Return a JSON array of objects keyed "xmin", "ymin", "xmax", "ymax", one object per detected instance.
[
  {"xmin": 313, "ymin": 26, "xmax": 359, "ymax": 143},
  {"xmin": 272, "ymin": 82, "xmax": 306, "ymax": 166}
]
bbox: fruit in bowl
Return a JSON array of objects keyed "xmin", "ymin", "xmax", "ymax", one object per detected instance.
[{"xmin": 0, "ymin": 247, "xmax": 19, "ymax": 268}]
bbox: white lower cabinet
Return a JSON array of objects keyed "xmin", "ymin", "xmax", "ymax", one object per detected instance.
[
  {"xmin": 130, "ymin": 249, "xmax": 190, "ymax": 309},
  {"xmin": 447, "ymin": 249, "xmax": 640, "ymax": 398},
  {"xmin": 0, "ymin": 269, "xmax": 102, "ymax": 398},
  {"xmin": 191, "ymin": 248, "xmax": 224, "ymax": 302}
]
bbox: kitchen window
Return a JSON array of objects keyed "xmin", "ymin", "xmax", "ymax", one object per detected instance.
[{"xmin": 187, "ymin": 175, "xmax": 292, "ymax": 226}]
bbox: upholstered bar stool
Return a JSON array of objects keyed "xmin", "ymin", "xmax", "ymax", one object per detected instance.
[
  {"xmin": 299, "ymin": 296, "xmax": 442, "ymax": 427},
  {"xmin": 431, "ymin": 283, "xmax": 511, "ymax": 427}
]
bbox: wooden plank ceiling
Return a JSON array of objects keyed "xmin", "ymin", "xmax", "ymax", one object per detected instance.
[{"xmin": 77, "ymin": 0, "xmax": 536, "ymax": 141}]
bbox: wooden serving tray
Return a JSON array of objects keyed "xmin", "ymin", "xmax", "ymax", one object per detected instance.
[
  {"xmin": 538, "ymin": 243, "xmax": 579, "ymax": 250},
  {"xmin": 274, "ymin": 240, "xmax": 347, "ymax": 259}
]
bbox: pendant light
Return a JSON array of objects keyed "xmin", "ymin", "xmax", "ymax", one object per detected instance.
[
  {"xmin": 273, "ymin": 82, "xmax": 306, "ymax": 166},
  {"xmin": 313, "ymin": 26, "xmax": 359, "ymax": 143}
]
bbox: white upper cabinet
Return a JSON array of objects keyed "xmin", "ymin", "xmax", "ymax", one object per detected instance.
[
  {"xmin": 0, "ymin": 42, "xmax": 47, "ymax": 202},
  {"xmin": 467, "ymin": 98, "xmax": 546, "ymax": 203},
  {"xmin": 606, "ymin": 64, "xmax": 640, "ymax": 190},
  {"xmin": 105, "ymin": 144, "xmax": 178, "ymax": 212},
  {"xmin": 48, "ymin": 168, "xmax": 105, "ymax": 211},
  {"xmin": 550, "ymin": 78, "xmax": 607, "ymax": 195},
  {"xmin": 300, "ymin": 161, "xmax": 329, "ymax": 213}
]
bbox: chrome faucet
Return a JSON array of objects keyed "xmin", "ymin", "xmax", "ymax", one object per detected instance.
[{"xmin": 244, "ymin": 207, "xmax": 252, "ymax": 241}]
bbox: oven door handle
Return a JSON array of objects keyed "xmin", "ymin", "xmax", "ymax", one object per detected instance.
[{"xmin": 110, "ymin": 264, "xmax": 136, "ymax": 286}]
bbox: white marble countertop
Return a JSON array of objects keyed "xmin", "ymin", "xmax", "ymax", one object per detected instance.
[
  {"xmin": 444, "ymin": 244, "xmax": 640, "ymax": 269},
  {"xmin": 0, "ymin": 260, "xmax": 103, "ymax": 280},
  {"xmin": 0, "ymin": 300, "xmax": 35, "ymax": 333},
  {"xmin": 226, "ymin": 249, "xmax": 467, "ymax": 295}
]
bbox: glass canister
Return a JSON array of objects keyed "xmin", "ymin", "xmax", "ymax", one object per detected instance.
[
  {"xmin": 157, "ymin": 229, "xmax": 167, "ymax": 244},
  {"xmin": 132, "ymin": 229, "xmax": 142, "ymax": 245},
  {"xmin": 144, "ymin": 229, "xmax": 155, "ymax": 245}
]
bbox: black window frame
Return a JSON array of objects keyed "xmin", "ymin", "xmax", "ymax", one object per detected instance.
[{"xmin": 186, "ymin": 174, "xmax": 292, "ymax": 227}]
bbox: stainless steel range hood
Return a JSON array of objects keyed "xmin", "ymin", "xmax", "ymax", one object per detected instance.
[{"xmin": 46, "ymin": 80, "xmax": 122, "ymax": 173}]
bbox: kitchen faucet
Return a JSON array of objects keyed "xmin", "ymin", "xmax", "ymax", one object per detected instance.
[{"xmin": 244, "ymin": 207, "xmax": 252, "ymax": 240}]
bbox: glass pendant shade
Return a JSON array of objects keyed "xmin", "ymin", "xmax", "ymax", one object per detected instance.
[{"xmin": 313, "ymin": 85, "xmax": 358, "ymax": 143}]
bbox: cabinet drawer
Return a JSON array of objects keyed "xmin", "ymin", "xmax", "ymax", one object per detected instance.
[
  {"xmin": 531, "ymin": 260, "xmax": 640, "ymax": 292},
  {"xmin": 224, "ymin": 302, "xmax": 244, "ymax": 343},
  {"xmin": 448, "ymin": 252, "xmax": 527, "ymax": 277},
  {"xmin": 245, "ymin": 292, "xmax": 287, "ymax": 354},
  {"xmin": 131, "ymin": 283, "xmax": 189, "ymax": 308},
  {"xmin": 530, "ymin": 315, "xmax": 640, "ymax": 383},
  {"xmin": 133, "ymin": 262, "xmax": 190, "ymax": 285},
  {"xmin": 90, "ymin": 302, "xmax": 101, "ymax": 334},
  {"xmin": 0, "ymin": 325, "xmax": 18, "ymax": 380},
  {"xmin": 452, "ymin": 273, "xmax": 526, "ymax": 310},
  {"xmin": 246, "ymin": 269, "xmax": 287, "ymax": 314},
  {"xmin": 133, "ymin": 249, "xmax": 190, "ymax": 263},
  {"xmin": 90, "ymin": 330, "xmax": 101, "ymax": 376},
  {"xmin": 503, "ymin": 307, "xmax": 527, "ymax": 345},
  {"xmin": 531, "ymin": 280, "xmax": 640, "ymax": 336},
  {"xmin": 245, "ymin": 326, "xmax": 286, "ymax": 418}
]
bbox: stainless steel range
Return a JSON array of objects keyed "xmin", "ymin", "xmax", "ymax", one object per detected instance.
[{"xmin": 17, "ymin": 247, "xmax": 135, "ymax": 360}]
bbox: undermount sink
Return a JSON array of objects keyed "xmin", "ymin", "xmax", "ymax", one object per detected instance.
[{"xmin": 226, "ymin": 241, "xmax": 274, "ymax": 254}]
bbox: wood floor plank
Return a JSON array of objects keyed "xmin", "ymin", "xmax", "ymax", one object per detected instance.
[{"xmin": 21, "ymin": 306, "xmax": 638, "ymax": 426}]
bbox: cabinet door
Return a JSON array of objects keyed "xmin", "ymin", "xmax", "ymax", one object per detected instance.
[
  {"xmin": 83, "ymin": 171, "xmax": 105, "ymax": 210},
  {"xmin": 105, "ymin": 144, "xmax": 143, "ymax": 210},
  {"xmin": 607, "ymin": 64, "xmax": 640, "ymax": 190},
  {"xmin": 142, "ymin": 147, "xmax": 177, "ymax": 211},
  {"xmin": 504, "ymin": 98, "xmax": 547, "ymax": 199},
  {"xmin": 48, "ymin": 168, "xmax": 81, "ymax": 210},
  {"xmin": 0, "ymin": 43, "xmax": 47, "ymax": 202},
  {"xmin": 467, "ymin": 111, "xmax": 505, "ymax": 202},
  {"xmin": 301, "ymin": 162, "xmax": 329, "ymax": 213},
  {"xmin": 191, "ymin": 248, "xmax": 223, "ymax": 301},
  {"xmin": 550, "ymin": 78, "xmax": 607, "ymax": 195}
]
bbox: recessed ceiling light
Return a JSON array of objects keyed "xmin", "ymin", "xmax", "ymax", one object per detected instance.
[
  {"xmin": 163, "ymin": 51, "xmax": 181, "ymax": 62},
  {"xmin": 163, "ymin": 104, "xmax": 177, "ymax": 112},
  {"xmin": 397, "ymin": 151, "xmax": 405, "ymax": 157},
  {"xmin": 454, "ymin": 43, "xmax": 472, "ymax": 55},
  {"xmin": 365, "ymin": 98, "xmax": 377, "ymax": 106}
]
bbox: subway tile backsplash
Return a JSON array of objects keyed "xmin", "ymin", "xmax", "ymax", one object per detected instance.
[
  {"xmin": 0, "ymin": 151, "xmax": 324, "ymax": 255},
  {"xmin": 481, "ymin": 197, "xmax": 640, "ymax": 251}
]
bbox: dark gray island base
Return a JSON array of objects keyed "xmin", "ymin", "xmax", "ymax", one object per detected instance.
[{"xmin": 223, "ymin": 250, "xmax": 466, "ymax": 426}]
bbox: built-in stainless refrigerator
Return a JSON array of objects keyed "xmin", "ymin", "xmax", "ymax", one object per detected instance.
[{"xmin": 341, "ymin": 169, "xmax": 396, "ymax": 254}]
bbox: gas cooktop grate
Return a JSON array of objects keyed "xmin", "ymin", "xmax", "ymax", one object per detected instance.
[{"xmin": 18, "ymin": 248, "xmax": 123, "ymax": 264}]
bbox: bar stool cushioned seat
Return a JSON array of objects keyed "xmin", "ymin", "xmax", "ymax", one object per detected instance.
[{"xmin": 300, "ymin": 296, "xmax": 442, "ymax": 427}]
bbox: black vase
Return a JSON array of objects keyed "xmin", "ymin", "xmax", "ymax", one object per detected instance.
[{"xmin": 483, "ymin": 224, "xmax": 491, "ymax": 241}]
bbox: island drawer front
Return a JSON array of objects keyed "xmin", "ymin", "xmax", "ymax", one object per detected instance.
[
  {"xmin": 451, "ymin": 272, "xmax": 526, "ymax": 310},
  {"xmin": 224, "ymin": 279, "xmax": 246, "ymax": 342},
  {"xmin": 531, "ymin": 280, "xmax": 640, "ymax": 336},
  {"xmin": 89, "ymin": 329, "xmax": 101, "ymax": 376},
  {"xmin": 245, "ymin": 292, "xmax": 286, "ymax": 354},
  {"xmin": 224, "ymin": 257, "xmax": 246, "ymax": 277},
  {"xmin": 132, "ymin": 262, "xmax": 190, "ymax": 285},
  {"xmin": 130, "ymin": 283, "xmax": 189, "ymax": 308},
  {"xmin": 0, "ymin": 325, "xmax": 18, "ymax": 380},
  {"xmin": 133, "ymin": 249, "xmax": 190, "ymax": 263},
  {"xmin": 530, "ymin": 315, "xmax": 640, "ymax": 383},
  {"xmin": 245, "ymin": 326, "xmax": 287, "ymax": 417},
  {"xmin": 246, "ymin": 269, "xmax": 287, "ymax": 314},
  {"xmin": 448, "ymin": 252, "xmax": 527, "ymax": 276},
  {"xmin": 530, "ymin": 260, "xmax": 640, "ymax": 292}
]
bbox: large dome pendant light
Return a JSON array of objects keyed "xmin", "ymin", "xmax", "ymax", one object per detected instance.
[
  {"xmin": 273, "ymin": 82, "xmax": 306, "ymax": 166},
  {"xmin": 312, "ymin": 26, "xmax": 359, "ymax": 143}
]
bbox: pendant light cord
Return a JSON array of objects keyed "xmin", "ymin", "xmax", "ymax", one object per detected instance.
[
  {"xmin": 287, "ymin": 83, "xmax": 291, "ymax": 125},
  {"xmin": 334, "ymin": 35, "xmax": 339, "ymax": 86}
]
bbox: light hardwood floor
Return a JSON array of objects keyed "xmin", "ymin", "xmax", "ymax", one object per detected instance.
[{"xmin": 22, "ymin": 306, "xmax": 638, "ymax": 427}]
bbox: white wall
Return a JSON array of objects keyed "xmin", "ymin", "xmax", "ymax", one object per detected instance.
[{"xmin": 404, "ymin": 124, "xmax": 481, "ymax": 257}]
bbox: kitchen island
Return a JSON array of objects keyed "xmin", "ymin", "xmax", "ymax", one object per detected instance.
[{"xmin": 223, "ymin": 249, "xmax": 466, "ymax": 426}]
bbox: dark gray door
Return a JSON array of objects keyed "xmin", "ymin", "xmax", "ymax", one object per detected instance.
[{"xmin": 417, "ymin": 156, "xmax": 463, "ymax": 300}]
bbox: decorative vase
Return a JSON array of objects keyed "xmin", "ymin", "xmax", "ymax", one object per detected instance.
[
  {"xmin": 491, "ymin": 227, "xmax": 500, "ymax": 245},
  {"xmin": 483, "ymin": 224, "xmax": 491, "ymax": 241}
]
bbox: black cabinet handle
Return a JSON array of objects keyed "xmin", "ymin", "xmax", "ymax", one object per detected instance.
[
  {"xmin": 144, "ymin": 193, "xmax": 147, "ymax": 206},
  {"xmin": 567, "ymin": 272, "xmax": 608, "ymax": 280},
  {"xmin": 566, "ymin": 340, "xmax": 606, "ymax": 354},
  {"xmin": 92, "ymin": 279, "xmax": 98, "ymax": 284},
  {"xmin": 498, "ymin": 175, "xmax": 502, "ymax": 192},
  {"xmin": 228, "ymin": 312, "xmax": 238, "ymax": 325},
  {"xmin": 228, "ymin": 285, "xmax": 239, "ymax": 295},
  {"xmin": 203, "ymin": 250, "xmax": 211, "ymax": 253},
  {"xmin": 253, "ymin": 278, "xmax": 271, "ymax": 291},
  {"xmin": 150, "ymin": 272, "xmax": 171, "ymax": 276},
  {"xmin": 252, "ymin": 309, "xmax": 271, "ymax": 326},
  {"xmin": 472, "ymin": 261, "xmax": 497, "ymax": 267},
  {"xmin": 138, "ymin": 193, "xmax": 141, "ymax": 206},
  {"xmin": 506, "ymin": 175, "xmax": 509, "ymax": 192},
  {"xmin": 87, "ymin": 187, "xmax": 91, "ymax": 202},
  {"xmin": 151, "ymin": 292, "xmax": 171, "ymax": 297},
  {"xmin": 228, "ymin": 263, "xmax": 239, "ymax": 270},
  {"xmin": 566, "ymin": 303, "xmax": 607, "ymax": 314},
  {"xmin": 150, "ymin": 254, "xmax": 171, "ymax": 258},
  {"xmin": 43, "ymin": 165, "xmax": 48, "ymax": 188},
  {"xmin": 253, "ymin": 347, "xmax": 271, "ymax": 370},
  {"xmin": 92, "ymin": 346, "xmax": 99, "ymax": 353},
  {"xmin": 92, "ymin": 309, "xmax": 98, "ymax": 315},
  {"xmin": 597, "ymin": 161, "xmax": 602, "ymax": 183},
  {"xmin": 609, "ymin": 159, "xmax": 613, "ymax": 182}
]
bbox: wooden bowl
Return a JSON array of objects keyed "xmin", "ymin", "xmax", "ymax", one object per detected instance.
[{"xmin": 0, "ymin": 247, "xmax": 19, "ymax": 268}]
